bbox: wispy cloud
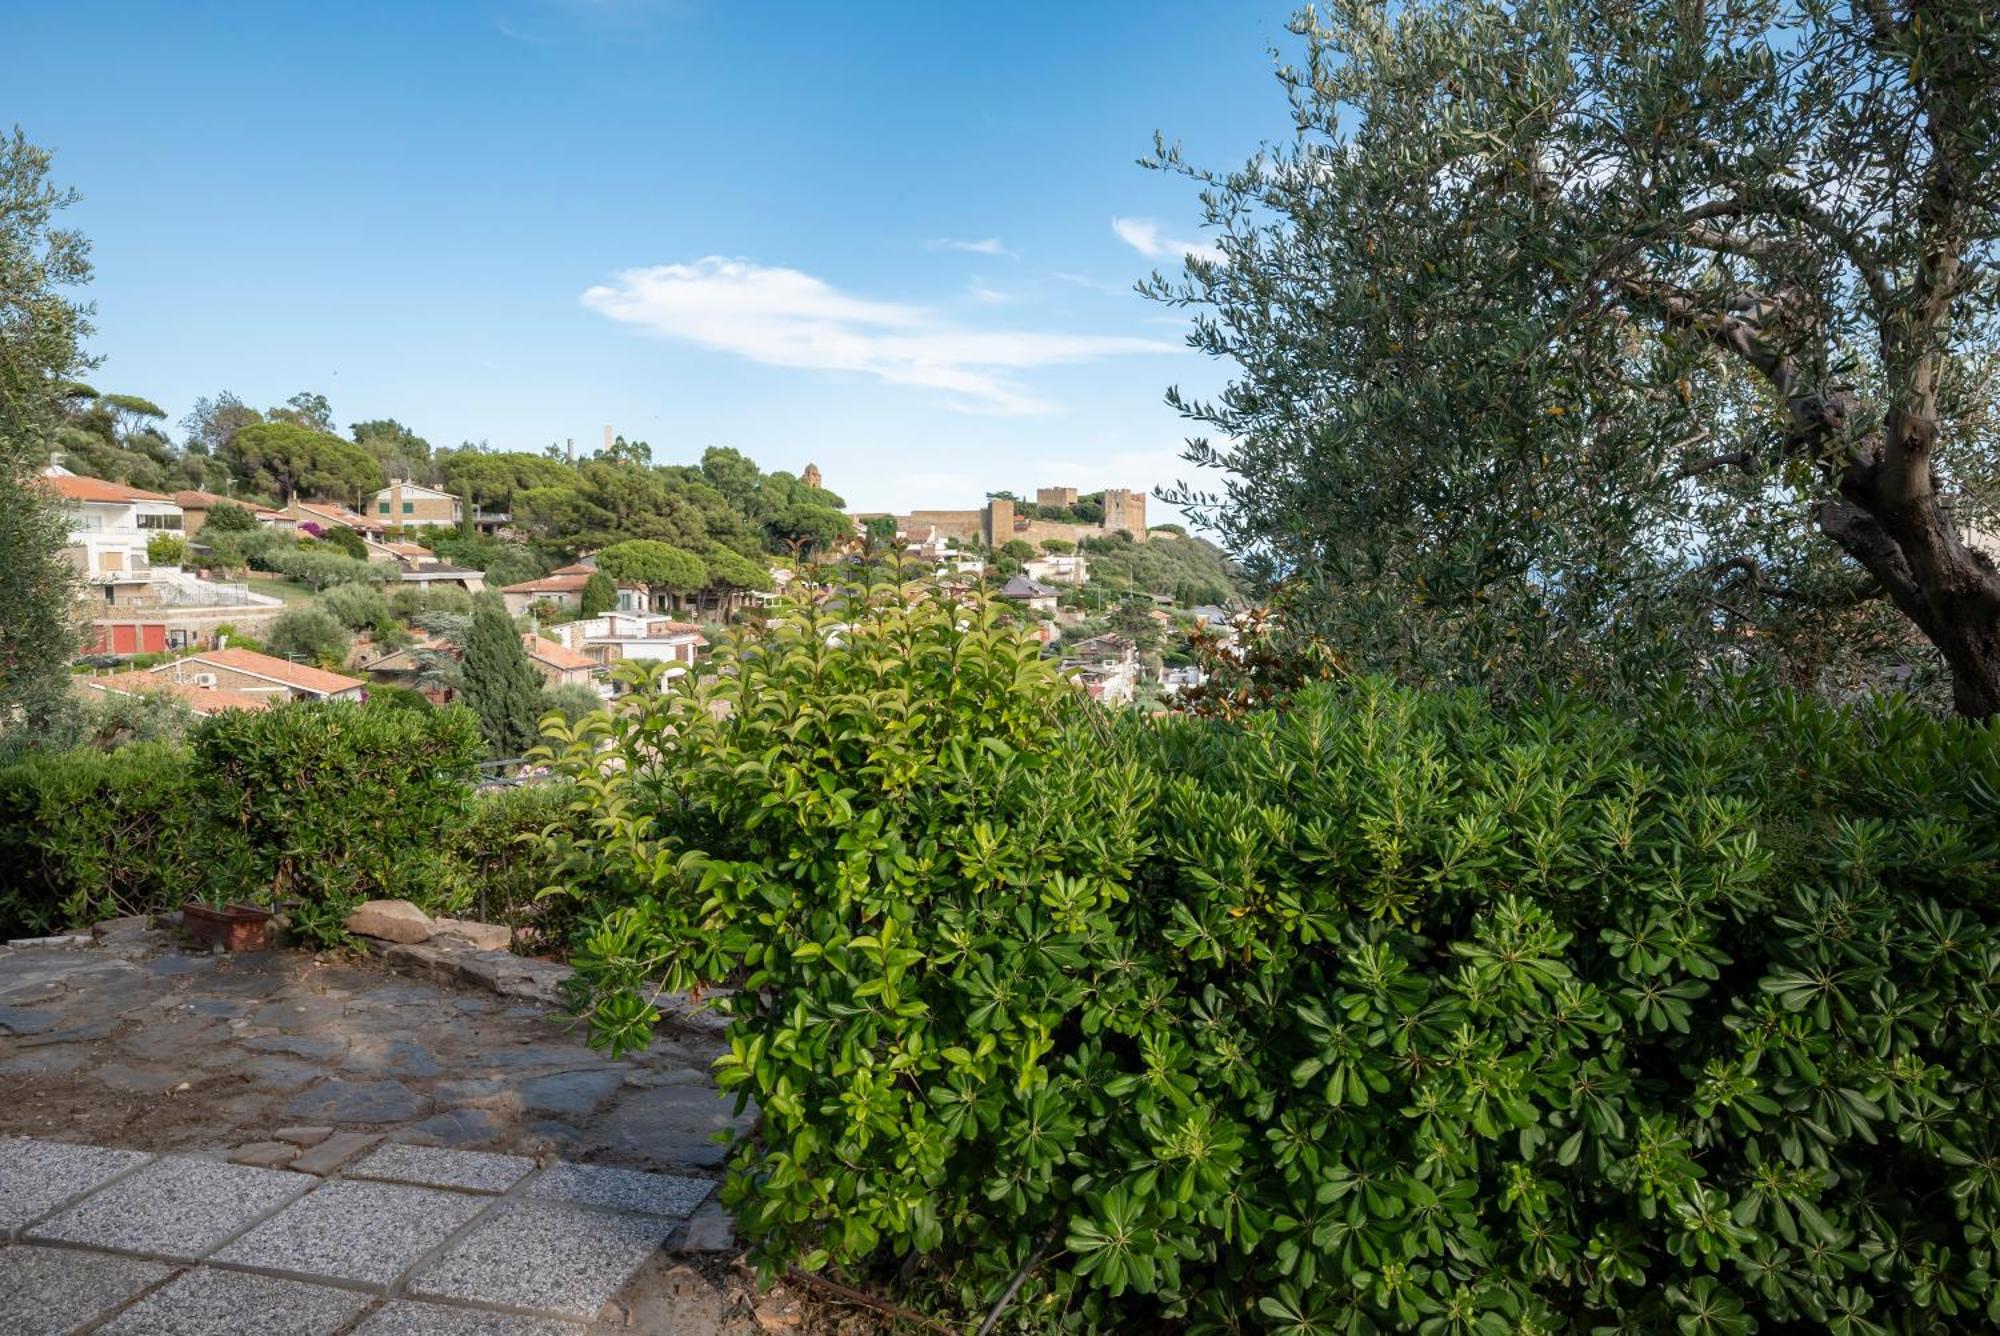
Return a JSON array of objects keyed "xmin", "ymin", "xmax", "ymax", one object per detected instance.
[
  {"xmin": 582, "ymin": 258, "xmax": 1177, "ymax": 414},
  {"xmin": 1111, "ymin": 216, "xmax": 1224, "ymax": 266},
  {"xmin": 927, "ymin": 237, "xmax": 1017, "ymax": 258}
]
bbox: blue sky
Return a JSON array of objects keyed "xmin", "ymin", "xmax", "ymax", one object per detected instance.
[{"xmin": 13, "ymin": 1, "xmax": 1294, "ymax": 519}]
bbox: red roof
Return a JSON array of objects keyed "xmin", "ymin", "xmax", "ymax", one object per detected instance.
[
  {"xmin": 149, "ymin": 648, "xmax": 365, "ymax": 697},
  {"xmin": 502, "ymin": 573, "xmax": 591, "ymax": 594},
  {"xmin": 294, "ymin": 501, "xmax": 372, "ymax": 529},
  {"xmin": 174, "ymin": 490, "xmax": 286, "ymax": 519},
  {"xmin": 82, "ymin": 672, "xmax": 272, "ymax": 714},
  {"xmin": 42, "ymin": 473, "xmax": 174, "ymax": 504},
  {"xmin": 522, "ymin": 634, "xmax": 597, "ymax": 671}
]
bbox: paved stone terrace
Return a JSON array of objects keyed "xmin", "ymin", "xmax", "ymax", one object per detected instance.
[
  {"xmin": 0, "ymin": 1135, "xmax": 742, "ymax": 1333},
  {"xmin": 0, "ymin": 932, "xmax": 749, "ymax": 1169},
  {"xmin": 0, "ymin": 930, "xmax": 774, "ymax": 1333}
]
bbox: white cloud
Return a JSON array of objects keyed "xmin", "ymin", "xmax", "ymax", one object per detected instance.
[
  {"xmin": 1111, "ymin": 216, "xmax": 1224, "ymax": 266},
  {"xmin": 582, "ymin": 257, "xmax": 1177, "ymax": 414},
  {"xmin": 927, "ymin": 237, "xmax": 1017, "ymax": 258}
]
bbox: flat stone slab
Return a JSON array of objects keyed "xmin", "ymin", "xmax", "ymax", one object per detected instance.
[
  {"xmin": 347, "ymin": 1144, "xmax": 535, "ymax": 1194},
  {"xmin": 287, "ymin": 1078, "xmax": 428, "ymax": 1123},
  {"xmin": 523, "ymin": 1162, "xmax": 713, "ymax": 1219},
  {"xmin": 408, "ymin": 1202, "xmax": 673, "ymax": 1318},
  {"xmin": 27, "ymin": 1155, "xmax": 308, "ymax": 1261},
  {"xmin": 0, "ymin": 1138, "xmax": 151, "ymax": 1236},
  {"xmin": 215, "ymin": 1179, "xmax": 490, "ymax": 1288},
  {"xmin": 351, "ymin": 1302, "xmax": 588, "ymax": 1335},
  {"xmin": 96, "ymin": 1266, "xmax": 372, "ymax": 1335},
  {"xmin": 0, "ymin": 1244, "xmax": 171, "ymax": 1335}
]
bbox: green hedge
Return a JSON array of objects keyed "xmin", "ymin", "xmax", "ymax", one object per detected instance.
[
  {"xmin": 0, "ymin": 700, "xmax": 482, "ymax": 945},
  {"xmin": 550, "ymin": 596, "xmax": 2000, "ymax": 1333},
  {"xmin": 0, "ymin": 743, "xmax": 209, "ymax": 935},
  {"xmin": 198, "ymin": 699, "xmax": 481, "ymax": 944}
]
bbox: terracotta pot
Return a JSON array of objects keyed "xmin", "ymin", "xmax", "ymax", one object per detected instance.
[{"xmin": 181, "ymin": 902, "xmax": 273, "ymax": 952}]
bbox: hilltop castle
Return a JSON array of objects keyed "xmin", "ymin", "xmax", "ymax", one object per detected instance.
[{"xmin": 852, "ymin": 484, "xmax": 1150, "ymax": 548}]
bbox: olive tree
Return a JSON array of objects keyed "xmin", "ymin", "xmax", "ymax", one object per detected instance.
[{"xmin": 1154, "ymin": 0, "xmax": 2000, "ymax": 712}]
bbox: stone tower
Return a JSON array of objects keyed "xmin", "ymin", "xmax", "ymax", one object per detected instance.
[
  {"xmin": 982, "ymin": 496, "xmax": 1015, "ymax": 548},
  {"xmin": 803, "ymin": 462, "xmax": 823, "ymax": 490},
  {"xmin": 1101, "ymin": 488, "xmax": 1147, "ymax": 536},
  {"xmin": 1036, "ymin": 486, "xmax": 1079, "ymax": 509}
]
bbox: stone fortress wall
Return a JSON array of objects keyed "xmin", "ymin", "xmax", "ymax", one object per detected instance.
[{"xmin": 854, "ymin": 485, "xmax": 1149, "ymax": 547}]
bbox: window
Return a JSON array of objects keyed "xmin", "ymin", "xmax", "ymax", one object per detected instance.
[
  {"xmin": 379, "ymin": 502, "xmax": 391, "ymax": 514},
  {"xmin": 402, "ymin": 502, "xmax": 414, "ymax": 514},
  {"xmin": 137, "ymin": 513, "xmax": 182, "ymax": 530}
]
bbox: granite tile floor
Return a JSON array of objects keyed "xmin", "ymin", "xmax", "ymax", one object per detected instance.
[{"xmin": 0, "ymin": 1136, "xmax": 726, "ymax": 1334}]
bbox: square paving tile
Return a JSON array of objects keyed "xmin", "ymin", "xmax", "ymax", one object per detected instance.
[
  {"xmin": 407, "ymin": 1202, "xmax": 672, "ymax": 1318},
  {"xmin": 94, "ymin": 1267, "xmax": 371, "ymax": 1335},
  {"xmin": 0, "ymin": 1244, "xmax": 171, "ymax": 1335},
  {"xmin": 26, "ymin": 1155, "xmax": 309, "ymax": 1261},
  {"xmin": 521, "ymin": 1163, "xmax": 712, "ymax": 1219},
  {"xmin": 0, "ymin": 1137, "xmax": 152, "ymax": 1236},
  {"xmin": 212, "ymin": 1180, "xmax": 492, "ymax": 1289},
  {"xmin": 346, "ymin": 1144, "xmax": 535, "ymax": 1194},
  {"xmin": 350, "ymin": 1301, "xmax": 588, "ymax": 1335}
]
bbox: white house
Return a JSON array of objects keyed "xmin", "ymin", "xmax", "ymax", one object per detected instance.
[
  {"xmin": 1023, "ymin": 552, "xmax": 1088, "ymax": 587},
  {"xmin": 547, "ymin": 613, "xmax": 707, "ymax": 684},
  {"xmin": 40, "ymin": 466, "xmax": 183, "ymax": 591}
]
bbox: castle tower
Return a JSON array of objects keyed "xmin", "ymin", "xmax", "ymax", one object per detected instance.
[
  {"xmin": 1036, "ymin": 486, "xmax": 1078, "ymax": 509},
  {"xmin": 1101, "ymin": 488, "xmax": 1147, "ymax": 536},
  {"xmin": 803, "ymin": 462, "xmax": 823, "ymax": 490},
  {"xmin": 982, "ymin": 496, "xmax": 1015, "ymax": 547}
]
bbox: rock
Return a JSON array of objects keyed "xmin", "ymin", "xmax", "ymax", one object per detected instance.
[
  {"xmin": 657, "ymin": 989, "xmax": 734, "ymax": 1039},
  {"xmin": 517, "ymin": 1069, "xmax": 625, "ymax": 1118},
  {"xmin": 0, "ymin": 1005, "xmax": 59, "ymax": 1036},
  {"xmin": 343, "ymin": 900, "xmax": 433, "ymax": 944},
  {"xmin": 288, "ymin": 1131, "xmax": 380, "ymax": 1175},
  {"xmin": 285, "ymin": 1078, "xmax": 427, "ymax": 1124},
  {"xmin": 397, "ymin": 1108, "xmax": 505, "ymax": 1147},
  {"xmin": 432, "ymin": 918, "xmax": 512, "ymax": 952},
  {"xmin": 680, "ymin": 1208, "xmax": 736, "ymax": 1254},
  {"xmin": 91, "ymin": 916, "xmax": 154, "ymax": 944},
  {"xmin": 274, "ymin": 1126, "xmax": 332, "ymax": 1146},
  {"xmin": 6, "ymin": 934, "xmax": 93, "ymax": 949},
  {"xmin": 229, "ymin": 1140, "xmax": 299, "ymax": 1168}
]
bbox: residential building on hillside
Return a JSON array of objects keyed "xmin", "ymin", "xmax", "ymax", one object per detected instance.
[
  {"xmin": 521, "ymin": 635, "xmax": 601, "ymax": 692},
  {"xmin": 358, "ymin": 643, "xmax": 449, "ymax": 703},
  {"xmin": 172, "ymin": 490, "xmax": 290, "ymax": 536},
  {"xmin": 78, "ymin": 672, "xmax": 270, "ymax": 715},
  {"xmin": 1023, "ymin": 552, "xmax": 1088, "ymax": 586},
  {"xmin": 41, "ymin": 467, "xmax": 182, "ymax": 591},
  {"xmin": 287, "ymin": 498, "xmax": 386, "ymax": 542},
  {"xmin": 371, "ymin": 480, "xmax": 461, "ymax": 528},
  {"xmin": 143, "ymin": 648, "xmax": 366, "ymax": 702},
  {"xmin": 43, "ymin": 467, "xmax": 286, "ymax": 654},
  {"xmin": 999, "ymin": 576, "xmax": 1060, "ymax": 616},
  {"xmin": 1060, "ymin": 634, "xmax": 1140, "ymax": 706},
  {"xmin": 547, "ymin": 613, "xmax": 706, "ymax": 683},
  {"xmin": 500, "ymin": 562, "xmax": 646, "ymax": 617},
  {"xmin": 398, "ymin": 561, "xmax": 485, "ymax": 595}
]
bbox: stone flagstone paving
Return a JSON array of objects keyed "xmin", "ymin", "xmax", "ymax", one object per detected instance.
[
  {"xmin": 0, "ymin": 1135, "xmax": 728, "ymax": 1333},
  {"xmin": 0, "ymin": 932, "xmax": 766, "ymax": 1332}
]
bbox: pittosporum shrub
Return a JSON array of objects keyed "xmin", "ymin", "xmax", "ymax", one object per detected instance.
[
  {"xmin": 196, "ymin": 698, "xmax": 481, "ymax": 944},
  {"xmin": 0, "ymin": 742, "xmax": 210, "ymax": 937},
  {"xmin": 550, "ymin": 598, "xmax": 2000, "ymax": 1333}
]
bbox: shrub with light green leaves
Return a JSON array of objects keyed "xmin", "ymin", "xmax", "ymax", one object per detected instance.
[{"xmin": 545, "ymin": 596, "xmax": 2000, "ymax": 1333}]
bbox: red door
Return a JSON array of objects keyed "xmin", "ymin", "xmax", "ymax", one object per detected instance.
[
  {"xmin": 110, "ymin": 624, "xmax": 138, "ymax": 654},
  {"xmin": 140, "ymin": 625, "xmax": 167, "ymax": 653}
]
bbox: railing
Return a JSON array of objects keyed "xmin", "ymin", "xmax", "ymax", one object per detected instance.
[{"xmin": 472, "ymin": 757, "xmax": 555, "ymax": 790}]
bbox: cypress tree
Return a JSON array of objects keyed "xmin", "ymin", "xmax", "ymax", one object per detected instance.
[{"xmin": 457, "ymin": 600, "xmax": 542, "ymax": 758}]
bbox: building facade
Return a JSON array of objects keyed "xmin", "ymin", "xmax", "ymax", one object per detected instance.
[{"xmin": 371, "ymin": 481, "xmax": 462, "ymax": 529}]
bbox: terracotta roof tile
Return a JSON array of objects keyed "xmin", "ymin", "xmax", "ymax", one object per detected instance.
[
  {"xmin": 41, "ymin": 473, "xmax": 175, "ymax": 504},
  {"xmin": 149, "ymin": 647, "xmax": 365, "ymax": 697},
  {"xmin": 81, "ymin": 672, "xmax": 271, "ymax": 714}
]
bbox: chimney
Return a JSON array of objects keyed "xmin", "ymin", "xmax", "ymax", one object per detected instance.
[
  {"xmin": 565, "ymin": 437, "xmax": 574, "ymax": 463},
  {"xmin": 603, "ymin": 425, "xmax": 613, "ymax": 454}
]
